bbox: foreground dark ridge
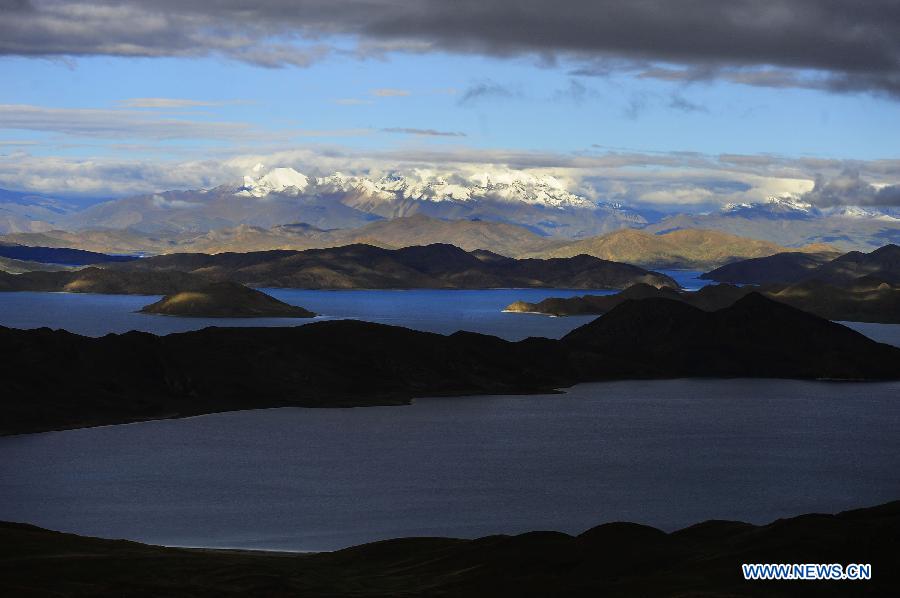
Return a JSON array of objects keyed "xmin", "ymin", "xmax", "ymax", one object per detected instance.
[
  {"xmin": 3, "ymin": 500, "xmax": 898, "ymax": 597},
  {"xmin": 2, "ymin": 294, "xmax": 898, "ymax": 436}
]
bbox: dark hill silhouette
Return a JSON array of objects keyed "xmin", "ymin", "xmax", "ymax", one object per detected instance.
[
  {"xmin": 2, "ymin": 499, "xmax": 898, "ymax": 596},
  {"xmin": 2, "ymin": 294, "xmax": 897, "ymax": 435},
  {"xmin": 807, "ymin": 243, "xmax": 900, "ymax": 284},
  {"xmin": 507, "ymin": 278, "xmax": 900, "ymax": 323},
  {"xmin": 701, "ymin": 251, "xmax": 838, "ymax": 284},
  {"xmin": 702, "ymin": 244, "xmax": 899, "ymax": 285},
  {"xmin": 0, "ymin": 242, "xmax": 137, "ymax": 266},
  {"xmin": 562, "ymin": 293, "xmax": 899, "ymax": 378},
  {"xmin": 0, "ymin": 266, "xmax": 207, "ymax": 294}
]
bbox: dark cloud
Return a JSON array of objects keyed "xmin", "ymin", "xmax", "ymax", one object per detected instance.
[
  {"xmin": 457, "ymin": 81, "xmax": 519, "ymax": 105},
  {"xmin": 551, "ymin": 79, "xmax": 599, "ymax": 104},
  {"xmin": 668, "ymin": 95, "xmax": 708, "ymax": 114},
  {"xmin": 2, "ymin": 1, "xmax": 900, "ymax": 97},
  {"xmin": 803, "ymin": 170, "xmax": 900, "ymax": 207},
  {"xmin": 381, "ymin": 127, "xmax": 466, "ymax": 137}
]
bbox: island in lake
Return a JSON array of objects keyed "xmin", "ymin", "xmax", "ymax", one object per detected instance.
[
  {"xmin": 139, "ymin": 281, "xmax": 316, "ymax": 318},
  {"xmin": 507, "ymin": 244, "xmax": 900, "ymax": 323}
]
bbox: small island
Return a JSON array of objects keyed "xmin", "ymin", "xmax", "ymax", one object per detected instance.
[{"xmin": 139, "ymin": 281, "xmax": 316, "ymax": 318}]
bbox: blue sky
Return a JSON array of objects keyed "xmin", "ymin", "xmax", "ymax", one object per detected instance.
[
  {"xmin": 4, "ymin": 51, "xmax": 899, "ymax": 161},
  {"xmin": 1, "ymin": 1, "xmax": 898, "ymax": 209}
]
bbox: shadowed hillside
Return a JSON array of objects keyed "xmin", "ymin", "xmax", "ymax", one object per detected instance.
[
  {"xmin": 703, "ymin": 244, "xmax": 900, "ymax": 285},
  {"xmin": 2, "ymin": 500, "xmax": 898, "ymax": 596},
  {"xmin": 106, "ymin": 243, "xmax": 679, "ymax": 290}
]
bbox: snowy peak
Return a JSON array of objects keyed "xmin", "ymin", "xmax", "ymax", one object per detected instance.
[
  {"xmin": 238, "ymin": 165, "xmax": 310, "ymax": 198},
  {"xmin": 721, "ymin": 195, "xmax": 898, "ymax": 222},
  {"xmin": 235, "ymin": 166, "xmax": 599, "ymax": 210},
  {"xmin": 722, "ymin": 196, "xmax": 815, "ymax": 219}
]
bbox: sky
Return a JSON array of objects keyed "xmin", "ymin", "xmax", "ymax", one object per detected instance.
[{"xmin": 1, "ymin": 0, "xmax": 899, "ymax": 211}]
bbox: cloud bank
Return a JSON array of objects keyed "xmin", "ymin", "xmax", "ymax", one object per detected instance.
[{"xmin": 3, "ymin": 1, "xmax": 899, "ymax": 97}]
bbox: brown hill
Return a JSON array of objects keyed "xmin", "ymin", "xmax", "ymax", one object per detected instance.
[
  {"xmin": 525, "ymin": 228, "xmax": 833, "ymax": 268},
  {"xmin": 109, "ymin": 243, "xmax": 678, "ymax": 290},
  {"xmin": 0, "ymin": 266, "xmax": 207, "ymax": 294},
  {"xmin": 140, "ymin": 282, "xmax": 316, "ymax": 318},
  {"xmin": 0, "ymin": 216, "xmax": 559, "ymax": 258},
  {"xmin": 0, "ymin": 256, "xmax": 74, "ymax": 274}
]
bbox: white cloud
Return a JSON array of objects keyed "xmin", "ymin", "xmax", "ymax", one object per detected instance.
[
  {"xmin": 370, "ymin": 88, "xmax": 410, "ymax": 97},
  {"xmin": 2, "ymin": 144, "xmax": 896, "ymax": 210},
  {"xmin": 117, "ymin": 98, "xmax": 248, "ymax": 109},
  {"xmin": 332, "ymin": 98, "xmax": 374, "ymax": 106}
]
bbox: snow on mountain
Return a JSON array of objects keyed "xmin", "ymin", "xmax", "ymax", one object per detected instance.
[
  {"xmin": 237, "ymin": 165, "xmax": 597, "ymax": 210},
  {"xmin": 721, "ymin": 195, "xmax": 899, "ymax": 222},
  {"xmin": 822, "ymin": 206, "xmax": 900, "ymax": 221},
  {"xmin": 238, "ymin": 164, "xmax": 310, "ymax": 198},
  {"xmin": 722, "ymin": 196, "xmax": 816, "ymax": 219}
]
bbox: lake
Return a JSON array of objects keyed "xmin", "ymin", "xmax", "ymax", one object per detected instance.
[
  {"xmin": 2, "ymin": 379, "xmax": 898, "ymax": 552},
  {"xmin": 0, "ymin": 270, "xmax": 898, "ymax": 345}
]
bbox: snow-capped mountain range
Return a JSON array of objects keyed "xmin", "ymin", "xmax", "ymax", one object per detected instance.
[
  {"xmin": 47, "ymin": 165, "xmax": 644, "ymax": 237},
  {"xmin": 1, "ymin": 167, "xmax": 897, "ymax": 250},
  {"xmin": 237, "ymin": 164, "xmax": 598, "ymax": 210},
  {"xmin": 723, "ymin": 196, "xmax": 899, "ymax": 221}
]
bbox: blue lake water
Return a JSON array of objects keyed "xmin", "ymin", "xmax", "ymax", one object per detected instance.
[
  {"xmin": 1, "ymin": 379, "xmax": 898, "ymax": 552},
  {"xmin": 0, "ymin": 270, "xmax": 898, "ymax": 345},
  {"xmin": 1, "ymin": 274, "xmax": 898, "ymax": 552}
]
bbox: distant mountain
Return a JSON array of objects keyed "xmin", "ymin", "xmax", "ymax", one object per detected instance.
[
  {"xmin": 521, "ymin": 227, "xmax": 833, "ymax": 269},
  {"xmin": 0, "ymin": 228, "xmax": 192, "ymax": 255},
  {"xmin": 107, "ymin": 243, "xmax": 678, "ymax": 290},
  {"xmin": 54, "ymin": 166, "xmax": 646, "ymax": 238},
  {"xmin": 175, "ymin": 214, "xmax": 561, "ymax": 256},
  {"xmin": 647, "ymin": 197, "xmax": 900, "ymax": 251},
  {"xmin": 0, "ymin": 188, "xmax": 79, "ymax": 234},
  {"xmin": 140, "ymin": 282, "xmax": 316, "ymax": 318},
  {"xmin": 703, "ymin": 244, "xmax": 900, "ymax": 285}
]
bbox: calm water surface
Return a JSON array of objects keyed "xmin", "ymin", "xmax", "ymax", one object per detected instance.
[
  {"xmin": 0, "ymin": 270, "xmax": 897, "ymax": 345},
  {"xmin": 2, "ymin": 379, "xmax": 898, "ymax": 552}
]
